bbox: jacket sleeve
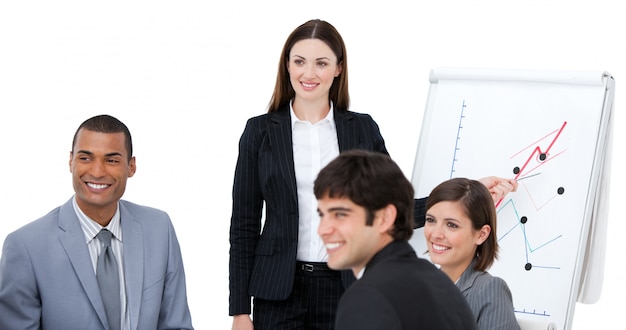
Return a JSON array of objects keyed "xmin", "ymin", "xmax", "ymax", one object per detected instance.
[
  {"xmin": 0, "ymin": 232, "xmax": 42, "ymax": 330},
  {"xmin": 414, "ymin": 197, "xmax": 427, "ymax": 228},
  {"xmin": 229, "ymin": 117, "xmax": 264, "ymax": 316},
  {"xmin": 158, "ymin": 218, "xmax": 194, "ymax": 329}
]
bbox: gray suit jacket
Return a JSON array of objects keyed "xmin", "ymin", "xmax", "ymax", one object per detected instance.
[
  {"xmin": 0, "ymin": 198, "xmax": 193, "ymax": 330},
  {"xmin": 457, "ymin": 260, "xmax": 520, "ymax": 330}
]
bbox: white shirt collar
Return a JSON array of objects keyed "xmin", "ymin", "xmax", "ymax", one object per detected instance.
[
  {"xmin": 356, "ymin": 267, "xmax": 366, "ymax": 279},
  {"xmin": 289, "ymin": 100, "xmax": 336, "ymax": 130},
  {"xmin": 72, "ymin": 195, "xmax": 122, "ymax": 243}
]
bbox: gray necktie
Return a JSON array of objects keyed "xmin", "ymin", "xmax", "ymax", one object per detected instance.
[{"xmin": 96, "ymin": 229, "xmax": 121, "ymax": 330}]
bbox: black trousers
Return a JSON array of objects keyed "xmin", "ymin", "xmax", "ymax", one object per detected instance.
[{"xmin": 253, "ymin": 262, "xmax": 344, "ymax": 330}]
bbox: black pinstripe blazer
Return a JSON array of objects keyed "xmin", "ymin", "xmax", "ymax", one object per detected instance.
[{"xmin": 228, "ymin": 105, "xmax": 427, "ymax": 315}]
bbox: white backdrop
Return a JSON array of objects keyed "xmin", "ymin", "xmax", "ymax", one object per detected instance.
[{"xmin": 0, "ymin": 1, "xmax": 623, "ymax": 329}]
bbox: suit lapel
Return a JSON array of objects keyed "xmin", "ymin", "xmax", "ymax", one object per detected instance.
[
  {"xmin": 57, "ymin": 199, "xmax": 109, "ymax": 328},
  {"xmin": 268, "ymin": 110, "xmax": 298, "ymax": 201},
  {"xmin": 456, "ymin": 260, "xmax": 479, "ymax": 296},
  {"xmin": 120, "ymin": 202, "xmax": 144, "ymax": 330},
  {"xmin": 267, "ymin": 108, "xmax": 360, "ymax": 201},
  {"xmin": 334, "ymin": 110, "xmax": 359, "ymax": 151}
]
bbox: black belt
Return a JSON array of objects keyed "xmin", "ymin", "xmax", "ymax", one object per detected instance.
[{"xmin": 296, "ymin": 261, "xmax": 338, "ymax": 275}]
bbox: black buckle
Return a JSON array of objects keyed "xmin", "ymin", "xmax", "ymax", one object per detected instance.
[{"xmin": 302, "ymin": 263, "xmax": 314, "ymax": 272}]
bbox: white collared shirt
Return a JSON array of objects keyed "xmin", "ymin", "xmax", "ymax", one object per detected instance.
[
  {"xmin": 73, "ymin": 196, "xmax": 130, "ymax": 330},
  {"xmin": 356, "ymin": 267, "xmax": 365, "ymax": 280},
  {"xmin": 291, "ymin": 101, "xmax": 340, "ymax": 262}
]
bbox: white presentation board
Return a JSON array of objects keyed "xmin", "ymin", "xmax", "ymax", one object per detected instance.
[{"xmin": 409, "ymin": 67, "xmax": 614, "ymax": 330}]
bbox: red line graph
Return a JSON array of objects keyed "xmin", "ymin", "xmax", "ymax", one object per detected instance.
[{"xmin": 495, "ymin": 121, "xmax": 568, "ymax": 208}]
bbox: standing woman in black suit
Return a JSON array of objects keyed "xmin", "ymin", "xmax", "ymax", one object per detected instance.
[{"xmin": 229, "ymin": 19, "xmax": 517, "ymax": 330}]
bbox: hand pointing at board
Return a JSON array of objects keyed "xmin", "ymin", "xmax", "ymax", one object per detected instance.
[{"xmin": 479, "ymin": 176, "xmax": 518, "ymax": 203}]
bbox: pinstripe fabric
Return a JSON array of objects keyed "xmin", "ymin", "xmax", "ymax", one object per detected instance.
[
  {"xmin": 456, "ymin": 260, "xmax": 521, "ymax": 330},
  {"xmin": 229, "ymin": 105, "xmax": 429, "ymax": 324},
  {"xmin": 253, "ymin": 272, "xmax": 343, "ymax": 330}
]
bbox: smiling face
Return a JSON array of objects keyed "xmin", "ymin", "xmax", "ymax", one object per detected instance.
[
  {"xmin": 69, "ymin": 129, "xmax": 136, "ymax": 225},
  {"xmin": 423, "ymin": 201, "xmax": 490, "ymax": 282},
  {"xmin": 287, "ymin": 38, "xmax": 342, "ymax": 106},
  {"xmin": 317, "ymin": 194, "xmax": 394, "ymax": 277}
]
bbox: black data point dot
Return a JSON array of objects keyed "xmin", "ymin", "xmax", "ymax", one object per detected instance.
[
  {"xmin": 520, "ymin": 216, "xmax": 528, "ymax": 224},
  {"xmin": 525, "ymin": 263, "xmax": 532, "ymax": 271},
  {"xmin": 557, "ymin": 187, "xmax": 565, "ymax": 195},
  {"xmin": 513, "ymin": 167, "xmax": 520, "ymax": 174}
]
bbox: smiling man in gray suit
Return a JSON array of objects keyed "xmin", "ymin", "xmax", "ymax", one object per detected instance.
[{"xmin": 0, "ymin": 114, "xmax": 193, "ymax": 330}]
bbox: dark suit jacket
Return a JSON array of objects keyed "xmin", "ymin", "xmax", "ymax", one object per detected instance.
[
  {"xmin": 335, "ymin": 241, "xmax": 476, "ymax": 330},
  {"xmin": 229, "ymin": 106, "xmax": 427, "ymax": 315}
]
